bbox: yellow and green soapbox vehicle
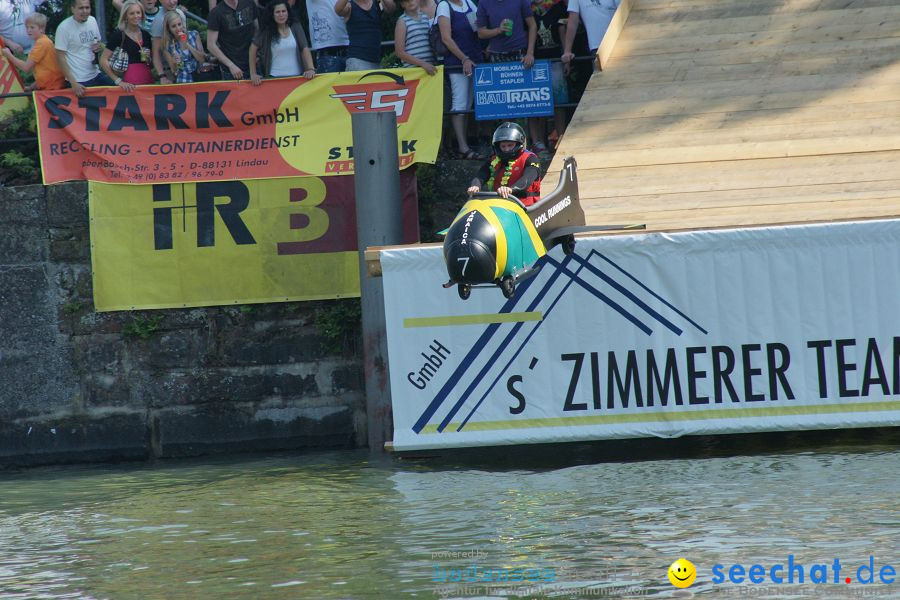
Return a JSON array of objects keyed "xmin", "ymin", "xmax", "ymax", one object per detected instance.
[{"xmin": 442, "ymin": 157, "xmax": 643, "ymax": 300}]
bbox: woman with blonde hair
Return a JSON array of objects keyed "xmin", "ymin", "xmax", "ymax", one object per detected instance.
[
  {"xmin": 100, "ymin": 0, "xmax": 153, "ymax": 90},
  {"xmin": 161, "ymin": 10, "xmax": 207, "ymax": 83}
]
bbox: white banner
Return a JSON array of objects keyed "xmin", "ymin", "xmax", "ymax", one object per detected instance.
[{"xmin": 382, "ymin": 219, "xmax": 900, "ymax": 451}]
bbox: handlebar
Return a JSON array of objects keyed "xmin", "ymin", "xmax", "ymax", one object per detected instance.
[{"xmin": 468, "ymin": 190, "xmax": 526, "ymax": 199}]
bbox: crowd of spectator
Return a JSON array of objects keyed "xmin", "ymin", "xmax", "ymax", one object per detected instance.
[{"xmin": 1, "ymin": 0, "xmax": 619, "ymax": 156}]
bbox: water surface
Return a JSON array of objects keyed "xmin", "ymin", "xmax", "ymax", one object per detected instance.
[{"xmin": 1, "ymin": 441, "xmax": 898, "ymax": 599}]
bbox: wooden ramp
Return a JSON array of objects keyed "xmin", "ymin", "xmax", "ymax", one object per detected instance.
[{"xmin": 548, "ymin": 0, "xmax": 900, "ymax": 232}]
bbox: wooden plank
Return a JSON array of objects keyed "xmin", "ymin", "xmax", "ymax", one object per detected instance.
[
  {"xmin": 365, "ymin": 243, "xmax": 440, "ymax": 277},
  {"xmin": 566, "ymin": 84, "xmax": 900, "ymax": 124},
  {"xmin": 578, "ymin": 64, "xmax": 900, "ymax": 105},
  {"xmin": 545, "ymin": 0, "xmax": 900, "ymax": 233},
  {"xmin": 605, "ymin": 38, "xmax": 900, "ymax": 72},
  {"xmin": 548, "ymin": 151, "xmax": 900, "ymax": 196},
  {"xmin": 573, "ymin": 155, "xmax": 900, "ymax": 195},
  {"xmin": 631, "ymin": 0, "xmax": 899, "ymax": 17},
  {"xmin": 576, "ymin": 165, "xmax": 900, "ymax": 198},
  {"xmin": 597, "ymin": 0, "xmax": 631, "ymax": 70},
  {"xmin": 570, "ymin": 136, "xmax": 900, "ymax": 170},
  {"xmin": 612, "ymin": 20, "xmax": 899, "ymax": 57},
  {"xmin": 582, "ymin": 71, "xmax": 900, "ymax": 104},
  {"xmin": 579, "ymin": 180, "xmax": 900, "ymax": 212},
  {"xmin": 631, "ymin": 1, "xmax": 900, "ymax": 27},
  {"xmin": 561, "ymin": 117, "xmax": 900, "ymax": 154},
  {"xmin": 567, "ymin": 101, "xmax": 900, "ymax": 136},
  {"xmin": 593, "ymin": 53, "xmax": 900, "ymax": 88},
  {"xmin": 582, "ymin": 197, "xmax": 900, "ymax": 232},
  {"xmin": 625, "ymin": 5, "xmax": 900, "ymax": 39}
]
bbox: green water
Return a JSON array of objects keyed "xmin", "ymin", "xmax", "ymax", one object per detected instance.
[{"xmin": 0, "ymin": 444, "xmax": 898, "ymax": 599}]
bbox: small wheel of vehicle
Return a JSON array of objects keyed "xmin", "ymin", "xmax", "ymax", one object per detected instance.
[
  {"xmin": 500, "ymin": 277, "xmax": 515, "ymax": 299},
  {"xmin": 458, "ymin": 284, "xmax": 471, "ymax": 300},
  {"xmin": 562, "ymin": 234, "xmax": 576, "ymax": 255}
]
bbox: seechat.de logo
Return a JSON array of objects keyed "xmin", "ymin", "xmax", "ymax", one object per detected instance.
[{"xmin": 712, "ymin": 556, "xmax": 896, "ymax": 585}]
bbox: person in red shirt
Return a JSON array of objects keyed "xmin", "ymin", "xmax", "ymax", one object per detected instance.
[{"xmin": 466, "ymin": 122, "xmax": 543, "ymax": 206}]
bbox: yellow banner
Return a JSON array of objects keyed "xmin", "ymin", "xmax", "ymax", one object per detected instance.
[
  {"xmin": 89, "ymin": 174, "xmax": 419, "ymax": 311},
  {"xmin": 0, "ymin": 51, "xmax": 28, "ymax": 118}
]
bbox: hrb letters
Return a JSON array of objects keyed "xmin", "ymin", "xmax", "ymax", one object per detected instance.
[
  {"xmin": 152, "ymin": 181, "xmax": 333, "ymax": 251},
  {"xmin": 153, "ymin": 182, "xmax": 255, "ymax": 249}
]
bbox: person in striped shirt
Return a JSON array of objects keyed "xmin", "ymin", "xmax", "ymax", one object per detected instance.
[{"xmin": 394, "ymin": 0, "xmax": 435, "ymax": 74}]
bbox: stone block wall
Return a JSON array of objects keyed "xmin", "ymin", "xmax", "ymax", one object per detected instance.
[{"xmin": 0, "ymin": 183, "xmax": 365, "ymax": 467}]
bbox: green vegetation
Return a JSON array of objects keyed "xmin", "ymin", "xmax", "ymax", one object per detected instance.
[
  {"xmin": 380, "ymin": 51, "xmax": 401, "ymax": 69},
  {"xmin": 314, "ymin": 299, "xmax": 362, "ymax": 355},
  {"xmin": 0, "ymin": 150, "xmax": 37, "ymax": 182},
  {"xmin": 0, "ymin": 106, "xmax": 39, "ymax": 184},
  {"xmin": 62, "ymin": 300, "xmax": 85, "ymax": 315},
  {"xmin": 123, "ymin": 314, "xmax": 163, "ymax": 339},
  {"xmin": 416, "ymin": 163, "xmax": 439, "ymax": 202}
]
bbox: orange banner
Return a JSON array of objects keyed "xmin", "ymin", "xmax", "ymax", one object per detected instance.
[{"xmin": 34, "ymin": 68, "xmax": 443, "ymax": 185}]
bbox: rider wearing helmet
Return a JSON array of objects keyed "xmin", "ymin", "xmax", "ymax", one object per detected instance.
[{"xmin": 466, "ymin": 122, "xmax": 543, "ymax": 206}]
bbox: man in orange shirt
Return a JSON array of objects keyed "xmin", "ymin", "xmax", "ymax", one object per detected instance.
[{"xmin": 1, "ymin": 13, "xmax": 64, "ymax": 90}]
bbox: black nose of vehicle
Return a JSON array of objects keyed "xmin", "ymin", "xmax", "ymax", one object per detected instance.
[{"xmin": 443, "ymin": 211, "xmax": 498, "ymax": 284}]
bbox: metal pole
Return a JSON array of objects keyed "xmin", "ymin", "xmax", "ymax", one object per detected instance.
[
  {"xmin": 94, "ymin": 0, "xmax": 107, "ymax": 42},
  {"xmin": 351, "ymin": 111, "xmax": 402, "ymax": 451}
]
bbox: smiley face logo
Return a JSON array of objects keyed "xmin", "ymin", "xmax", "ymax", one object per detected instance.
[{"xmin": 668, "ymin": 559, "xmax": 696, "ymax": 588}]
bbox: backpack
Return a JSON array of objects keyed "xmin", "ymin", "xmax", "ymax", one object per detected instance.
[{"xmin": 428, "ymin": 0, "xmax": 450, "ymax": 59}]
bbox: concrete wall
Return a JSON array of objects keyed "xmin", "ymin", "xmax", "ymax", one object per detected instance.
[{"xmin": 0, "ymin": 182, "xmax": 365, "ymax": 467}]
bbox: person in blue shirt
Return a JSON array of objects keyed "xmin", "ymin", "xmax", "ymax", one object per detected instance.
[{"xmin": 334, "ymin": 0, "xmax": 395, "ymax": 71}]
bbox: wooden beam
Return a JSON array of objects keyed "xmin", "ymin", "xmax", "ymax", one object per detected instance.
[
  {"xmin": 365, "ymin": 243, "xmax": 441, "ymax": 278},
  {"xmin": 583, "ymin": 197, "xmax": 900, "ymax": 232},
  {"xmin": 613, "ymin": 20, "xmax": 899, "ymax": 57},
  {"xmin": 625, "ymin": 5, "xmax": 900, "ymax": 39},
  {"xmin": 597, "ymin": 0, "xmax": 631, "ymax": 71}
]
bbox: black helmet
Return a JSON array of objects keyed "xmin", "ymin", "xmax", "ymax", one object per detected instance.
[{"xmin": 492, "ymin": 122, "xmax": 526, "ymax": 161}]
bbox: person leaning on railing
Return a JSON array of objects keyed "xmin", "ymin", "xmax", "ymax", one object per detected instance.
[
  {"xmin": 207, "ymin": 0, "xmax": 258, "ymax": 80},
  {"xmin": 530, "ymin": 0, "xmax": 567, "ymax": 151},
  {"xmin": 100, "ymin": 0, "xmax": 154, "ymax": 91},
  {"xmin": 248, "ymin": 0, "xmax": 315, "ymax": 85},
  {"xmin": 113, "ymin": 0, "xmax": 162, "ymax": 34},
  {"xmin": 394, "ymin": 0, "xmax": 436, "ymax": 75},
  {"xmin": 161, "ymin": 10, "xmax": 207, "ymax": 83},
  {"xmin": 55, "ymin": 0, "xmax": 114, "ymax": 96},
  {"xmin": 335, "ymin": 0, "xmax": 395, "ymax": 72},
  {"xmin": 435, "ymin": 0, "xmax": 483, "ymax": 159},
  {"xmin": 150, "ymin": 0, "xmax": 188, "ymax": 83},
  {"xmin": 1, "ymin": 13, "xmax": 65, "ymax": 91},
  {"xmin": 561, "ymin": 0, "xmax": 617, "ymax": 73},
  {"xmin": 305, "ymin": 0, "xmax": 349, "ymax": 72}
]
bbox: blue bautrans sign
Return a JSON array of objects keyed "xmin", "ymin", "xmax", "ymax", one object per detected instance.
[{"xmin": 473, "ymin": 60, "xmax": 554, "ymax": 121}]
